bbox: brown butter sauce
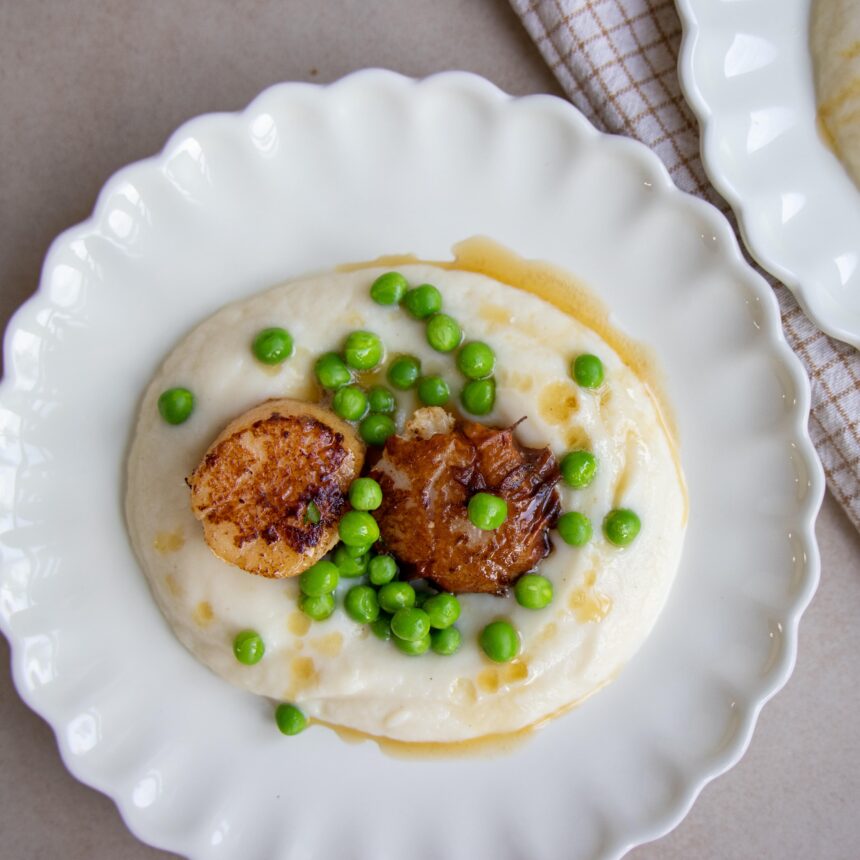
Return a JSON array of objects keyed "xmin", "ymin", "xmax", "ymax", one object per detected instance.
[{"xmin": 309, "ymin": 678, "xmax": 611, "ymax": 760}]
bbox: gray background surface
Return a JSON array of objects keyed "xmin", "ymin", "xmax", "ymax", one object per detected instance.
[{"xmin": 1, "ymin": 1, "xmax": 858, "ymax": 857}]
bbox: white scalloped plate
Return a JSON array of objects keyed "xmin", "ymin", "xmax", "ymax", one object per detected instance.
[
  {"xmin": 0, "ymin": 71, "xmax": 823, "ymax": 859},
  {"xmin": 676, "ymin": 0, "xmax": 860, "ymax": 348}
]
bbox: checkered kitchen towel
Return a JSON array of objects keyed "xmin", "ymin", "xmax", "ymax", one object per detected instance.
[{"xmin": 511, "ymin": 0, "xmax": 860, "ymax": 531}]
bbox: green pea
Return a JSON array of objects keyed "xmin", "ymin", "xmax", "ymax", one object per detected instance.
[
  {"xmin": 393, "ymin": 632, "xmax": 431, "ymax": 655},
  {"xmin": 344, "ymin": 585, "xmax": 380, "ymax": 624},
  {"xmin": 275, "ymin": 703, "xmax": 307, "ymax": 736},
  {"xmin": 391, "ymin": 607, "xmax": 431, "ymax": 642},
  {"xmin": 344, "ymin": 543, "xmax": 372, "ymax": 558},
  {"xmin": 387, "ymin": 355, "xmax": 421, "ymax": 390},
  {"xmin": 348, "ymin": 477, "xmax": 383, "ymax": 511},
  {"xmin": 370, "ymin": 613, "xmax": 393, "ymax": 640},
  {"xmin": 368, "ymin": 554, "xmax": 398, "ymax": 585},
  {"xmin": 460, "ymin": 378, "xmax": 495, "ymax": 415},
  {"xmin": 299, "ymin": 559, "xmax": 340, "ymax": 596},
  {"xmin": 514, "ymin": 574, "xmax": 554, "ymax": 610},
  {"xmin": 557, "ymin": 511, "xmax": 592, "ymax": 547},
  {"xmin": 338, "ymin": 510, "xmax": 380, "ymax": 547},
  {"xmin": 457, "ymin": 341, "xmax": 495, "ymax": 380},
  {"xmin": 603, "ymin": 508, "xmax": 641, "ymax": 547},
  {"xmin": 344, "ymin": 330, "xmax": 384, "ymax": 370},
  {"xmin": 300, "ymin": 593, "xmax": 335, "ymax": 621},
  {"xmin": 304, "ymin": 500, "xmax": 321, "ymax": 525},
  {"xmin": 367, "ymin": 385, "xmax": 396, "ymax": 414},
  {"xmin": 232, "ymin": 629, "xmax": 265, "ymax": 665},
  {"xmin": 157, "ymin": 387, "xmax": 194, "ymax": 425},
  {"xmin": 333, "ymin": 544, "xmax": 368, "ymax": 578},
  {"xmin": 315, "ymin": 352, "xmax": 351, "ymax": 390},
  {"xmin": 423, "ymin": 593, "xmax": 461, "ymax": 629},
  {"xmin": 332, "ymin": 385, "xmax": 368, "ymax": 421},
  {"xmin": 403, "ymin": 284, "xmax": 442, "ymax": 319},
  {"xmin": 479, "ymin": 620, "xmax": 520, "ymax": 663},
  {"xmin": 370, "ymin": 271, "xmax": 408, "ymax": 305},
  {"xmin": 560, "ymin": 451, "xmax": 598, "ymax": 489},
  {"xmin": 417, "ymin": 375, "xmax": 450, "ymax": 406},
  {"xmin": 431, "ymin": 626, "xmax": 461, "ymax": 656},
  {"xmin": 572, "ymin": 353, "xmax": 604, "ymax": 389},
  {"xmin": 468, "ymin": 492, "xmax": 508, "ymax": 530},
  {"xmin": 426, "ymin": 314, "xmax": 462, "ymax": 353},
  {"xmin": 359, "ymin": 413, "xmax": 396, "ymax": 446},
  {"xmin": 378, "ymin": 581, "xmax": 416, "ymax": 613},
  {"xmin": 251, "ymin": 327, "xmax": 294, "ymax": 365}
]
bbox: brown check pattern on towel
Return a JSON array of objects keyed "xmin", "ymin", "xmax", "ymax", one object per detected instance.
[{"xmin": 511, "ymin": 0, "xmax": 860, "ymax": 531}]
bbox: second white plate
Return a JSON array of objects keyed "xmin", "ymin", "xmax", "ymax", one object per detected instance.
[{"xmin": 677, "ymin": 0, "xmax": 860, "ymax": 348}]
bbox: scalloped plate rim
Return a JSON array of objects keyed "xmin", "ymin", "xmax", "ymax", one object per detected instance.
[
  {"xmin": 675, "ymin": 0, "xmax": 860, "ymax": 348},
  {"xmin": 0, "ymin": 70, "xmax": 824, "ymax": 859}
]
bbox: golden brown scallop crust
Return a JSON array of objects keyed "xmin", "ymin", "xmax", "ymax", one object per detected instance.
[
  {"xmin": 369, "ymin": 408, "xmax": 561, "ymax": 594},
  {"xmin": 188, "ymin": 399, "xmax": 365, "ymax": 578}
]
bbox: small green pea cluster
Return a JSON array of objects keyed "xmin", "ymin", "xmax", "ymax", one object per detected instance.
[
  {"xmin": 313, "ymin": 331, "xmax": 399, "ymax": 447},
  {"xmin": 291, "ymin": 475, "xmax": 551, "ymax": 662},
  {"xmin": 374, "ymin": 583, "xmax": 464, "ymax": 658},
  {"xmin": 300, "ymin": 547, "xmax": 465, "ymax": 657},
  {"xmin": 369, "ymin": 271, "xmax": 498, "ymax": 416},
  {"xmin": 295, "ymin": 477, "xmax": 464, "ymax": 656},
  {"xmin": 297, "ymin": 558, "xmax": 340, "ymax": 619},
  {"xmin": 549, "ymin": 353, "xmax": 642, "ymax": 549}
]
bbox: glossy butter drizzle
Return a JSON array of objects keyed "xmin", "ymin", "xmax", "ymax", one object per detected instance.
[{"xmin": 310, "ymin": 677, "xmax": 612, "ymax": 760}]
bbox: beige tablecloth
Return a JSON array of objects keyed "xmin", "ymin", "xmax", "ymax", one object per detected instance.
[{"xmin": 511, "ymin": 0, "xmax": 860, "ymax": 531}]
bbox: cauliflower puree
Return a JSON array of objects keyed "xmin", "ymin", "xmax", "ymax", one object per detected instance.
[{"xmin": 126, "ymin": 258, "xmax": 686, "ymax": 743}]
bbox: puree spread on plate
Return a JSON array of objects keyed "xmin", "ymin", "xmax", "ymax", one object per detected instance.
[
  {"xmin": 811, "ymin": 0, "xmax": 860, "ymax": 188},
  {"xmin": 125, "ymin": 248, "xmax": 686, "ymax": 745}
]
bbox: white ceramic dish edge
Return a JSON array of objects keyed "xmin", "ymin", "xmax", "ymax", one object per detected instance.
[
  {"xmin": 675, "ymin": 0, "xmax": 860, "ymax": 348},
  {"xmin": 0, "ymin": 71, "xmax": 825, "ymax": 859}
]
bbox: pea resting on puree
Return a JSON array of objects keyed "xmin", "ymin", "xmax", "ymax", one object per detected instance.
[{"xmin": 125, "ymin": 251, "xmax": 686, "ymax": 745}]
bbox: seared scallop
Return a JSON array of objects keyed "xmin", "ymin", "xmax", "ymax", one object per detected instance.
[
  {"xmin": 369, "ymin": 407, "xmax": 561, "ymax": 594},
  {"xmin": 188, "ymin": 398, "xmax": 365, "ymax": 578}
]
